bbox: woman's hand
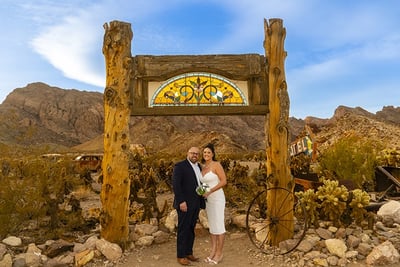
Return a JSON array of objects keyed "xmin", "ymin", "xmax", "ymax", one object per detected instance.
[{"xmin": 179, "ymin": 201, "xmax": 187, "ymax": 212}]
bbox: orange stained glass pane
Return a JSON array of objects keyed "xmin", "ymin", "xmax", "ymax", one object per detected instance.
[{"xmin": 151, "ymin": 72, "xmax": 247, "ymax": 106}]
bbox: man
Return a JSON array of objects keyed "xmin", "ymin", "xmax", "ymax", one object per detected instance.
[{"xmin": 172, "ymin": 147, "xmax": 205, "ymax": 265}]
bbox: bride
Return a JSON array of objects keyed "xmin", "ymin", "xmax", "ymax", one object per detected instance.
[{"xmin": 200, "ymin": 143, "xmax": 227, "ymax": 264}]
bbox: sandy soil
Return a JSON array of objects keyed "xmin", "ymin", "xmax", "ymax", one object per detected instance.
[{"xmin": 115, "ymin": 228, "xmax": 284, "ymax": 267}]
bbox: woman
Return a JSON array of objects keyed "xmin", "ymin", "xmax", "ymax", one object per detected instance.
[{"xmin": 200, "ymin": 143, "xmax": 227, "ymax": 264}]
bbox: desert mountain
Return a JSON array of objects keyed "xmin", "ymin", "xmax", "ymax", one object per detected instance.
[
  {"xmin": 0, "ymin": 82, "xmax": 399, "ymax": 155},
  {"xmin": 0, "ymin": 83, "xmax": 103, "ymax": 148}
]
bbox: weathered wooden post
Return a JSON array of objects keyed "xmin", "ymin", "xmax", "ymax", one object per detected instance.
[
  {"xmin": 100, "ymin": 21, "xmax": 132, "ymax": 248},
  {"xmin": 264, "ymin": 18, "xmax": 293, "ymax": 244}
]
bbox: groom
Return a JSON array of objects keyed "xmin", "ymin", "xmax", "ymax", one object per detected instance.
[{"xmin": 172, "ymin": 146, "xmax": 206, "ymax": 265}]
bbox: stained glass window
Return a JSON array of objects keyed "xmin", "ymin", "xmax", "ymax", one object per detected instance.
[{"xmin": 150, "ymin": 72, "xmax": 247, "ymax": 106}]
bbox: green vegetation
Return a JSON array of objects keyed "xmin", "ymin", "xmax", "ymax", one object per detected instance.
[
  {"xmin": 296, "ymin": 180, "xmax": 372, "ymax": 227},
  {"xmin": 292, "ymin": 134, "xmax": 391, "ymax": 228},
  {"xmin": 376, "ymin": 148, "xmax": 400, "ymax": 167},
  {"xmin": 318, "ymin": 135, "xmax": 382, "ymax": 190}
]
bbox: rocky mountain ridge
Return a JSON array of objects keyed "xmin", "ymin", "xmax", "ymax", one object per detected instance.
[
  {"xmin": 0, "ymin": 82, "xmax": 399, "ymax": 155},
  {"xmin": 0, "ymin": 83, "xmax": 103, "ymax": 148}
]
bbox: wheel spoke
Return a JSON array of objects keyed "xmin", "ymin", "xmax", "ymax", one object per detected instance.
[
  {"xmin": 275, "ymin": 189, "xmax": 291, "ymax": 216},
  {"xmin": 253, "ymin": 223, "xmax": 268, "ymax": 235},
  {"xmin": 276, "ymin": 220, "xmax": 294, "ymax": 233},
  {"xmin": 246, "ymin": 187, "xmax": 308, "ymax": 255},
  {"xmin": 275, "ymin": 206, "xmax": 293, "ymax": 218},
  {"xmin": 261, "ymin": 228, "xmax": 272, "ymax": 247}
]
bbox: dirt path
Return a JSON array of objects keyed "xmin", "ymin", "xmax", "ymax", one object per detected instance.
[{"xmin": 115, "ymin": 229, "xmax": 284, "ymax": 267}]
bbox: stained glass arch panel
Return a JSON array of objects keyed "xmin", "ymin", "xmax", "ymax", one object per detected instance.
[{"xmin": 150, "ymin": 72, "xmax": 248, "ymax": 106}]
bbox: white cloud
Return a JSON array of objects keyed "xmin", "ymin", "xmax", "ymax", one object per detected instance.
[
  {"xmin": 28, "ymin": 0, "xmax": 194, "ymax": 87},
  {"xmin": 31, "ymin": 13, "xmax": 105, "ymax": 87}
]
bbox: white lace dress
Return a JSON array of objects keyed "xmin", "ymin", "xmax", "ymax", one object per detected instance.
[{"xmin": 200, "ymin": 171, "xmax": 226, "ymax": 234}]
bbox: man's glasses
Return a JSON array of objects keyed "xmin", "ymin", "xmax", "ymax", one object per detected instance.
[{"xmin": 189, "ymin": 152, "xmax": 199, "ymax": 155}]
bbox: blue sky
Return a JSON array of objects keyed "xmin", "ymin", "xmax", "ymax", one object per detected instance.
[{"xmin": 1, "ymin": 0, "xmax": 399, "ymax": 119}]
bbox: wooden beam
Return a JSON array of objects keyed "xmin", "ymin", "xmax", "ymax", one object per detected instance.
[
  {"xmin": 130, "ymin": 105, "xmax": 269, "ymax": 116},
  {"xmin": 264, "ymin": 18, "xmax": 293, "ymax": 245},
  {"xmin": 100, "ymin": 20, "xmax": 132, "ymax": 249}
]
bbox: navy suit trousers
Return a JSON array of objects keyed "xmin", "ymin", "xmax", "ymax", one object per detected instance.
[{"xmin": 176, "ymin": 206, "xmax": 200, "ymax": 258}]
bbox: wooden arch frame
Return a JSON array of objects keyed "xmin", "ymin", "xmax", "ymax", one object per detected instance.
[
  {"xmin": 130, "ymin": 54, "xmax": 268, "ymax": 116},
  {"xmin": 101, "ymin": 18, "xmax": 291, "ymax": 249}
]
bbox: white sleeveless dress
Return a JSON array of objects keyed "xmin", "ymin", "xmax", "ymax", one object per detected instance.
[{"xmin": 200, "ymin": 171, "xmax": 226, "ymax": 234}]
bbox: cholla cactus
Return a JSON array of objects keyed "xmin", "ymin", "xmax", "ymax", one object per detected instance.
[
  {"xmin": 296, "ymin": 179, "xmax": 371, "ymax": 227},
  {"xmin": 316, "ymin": 180, "xmax": 349, "ymax": 225},
  {"xmin": 295, "ymin": 189, "xmax": 320, "ymax": 227},
  {"xmin": 349, "ymin": 189, "xmax": 370, "ymax": 225},
  {"xmin": 376, "ymin": 148, "xmax": 400, "ymax": 167}
]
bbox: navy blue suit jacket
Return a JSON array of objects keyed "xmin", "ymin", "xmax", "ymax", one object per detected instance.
[{"xmin": 173, "ymin": 159, "xmax": 205, "ymax": 210}]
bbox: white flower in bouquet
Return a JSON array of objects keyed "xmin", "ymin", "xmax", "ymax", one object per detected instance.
[{"xmin": 196, "ymin": 183, "xmax": 210, "ymax": 196}]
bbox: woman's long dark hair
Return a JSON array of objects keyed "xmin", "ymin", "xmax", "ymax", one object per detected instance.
[{"xmin": 204, "ymin": 143, "xmax": 217, "ymax": 161}]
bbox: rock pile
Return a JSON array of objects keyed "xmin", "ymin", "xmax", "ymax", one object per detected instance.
[
  {"xmin": 244, "ymin": 200, "xmax": 400, "ymax": 266},
  {"xmin": 278, "ymin": 221, "xmax": 400, "ymax": 266}
]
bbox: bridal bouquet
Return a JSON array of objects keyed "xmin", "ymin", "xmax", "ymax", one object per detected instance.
[{"xmin": 196, "ymin": 183, "xmax": 210, "ymax": 196}]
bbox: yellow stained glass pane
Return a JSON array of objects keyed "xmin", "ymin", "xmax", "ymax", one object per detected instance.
[{"xmin": 151, "ymin": 72, "xmax": 247, "ymax": 106}]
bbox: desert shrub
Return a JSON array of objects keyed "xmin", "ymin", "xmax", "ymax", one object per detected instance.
[
  {"xmin": 316, "ymin": 180, "xmax": 349, "ymax": 225},
  {"xmin": 376, "ymin": 148, "xmax": 400, "ymax": 167},
  {"xmin": 290, "ymin": 153, "xmax": 312, "ymax": 176},
  {"xmin": 225, "ymin": 161, "xmax": 266, "ymax": 209},
  {"xmin": 0, "ymin": 157, "xmax": 84, "ymax": 239},
  {"xmin": 219, "ymin": 157, "xmax": 231, "ymax": 171},
  {"xmin": 154, "ymin": 159, "xmax": 175, "ymax": 192},
  {"xmin": 295, "ymin": 189, "xmax": 319, "ymax": 227},
  {"xmin": 127, "ymin": 153, "xmax": 172, "ymax": 223},
  {"xmin": 318, "ymin": 135, "xmax": 380, "ymax": 189},
  {"xmin": 296, "ymin": 179, "xmax": 372, "ymax": 227},
  {"xmin": 348, "ymin": 189, "xmax": 371, "ymax": 225}
]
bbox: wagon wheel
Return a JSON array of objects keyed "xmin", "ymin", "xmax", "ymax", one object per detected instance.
[{"xmin": 246, "ymin": 187, "xmax": 308, "ymax": 255}]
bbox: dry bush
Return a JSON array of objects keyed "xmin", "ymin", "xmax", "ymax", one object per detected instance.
[
  {"xmin": 224, "ymin": 159, "xmax": 266, "ymax": 210},
  {"xmin": 318, "ymin": 135, "xmax": 381, "ymax": 190},
  {"xmin": 0, "ymin": 156, "xmax": 86, "ymax": 240}
]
